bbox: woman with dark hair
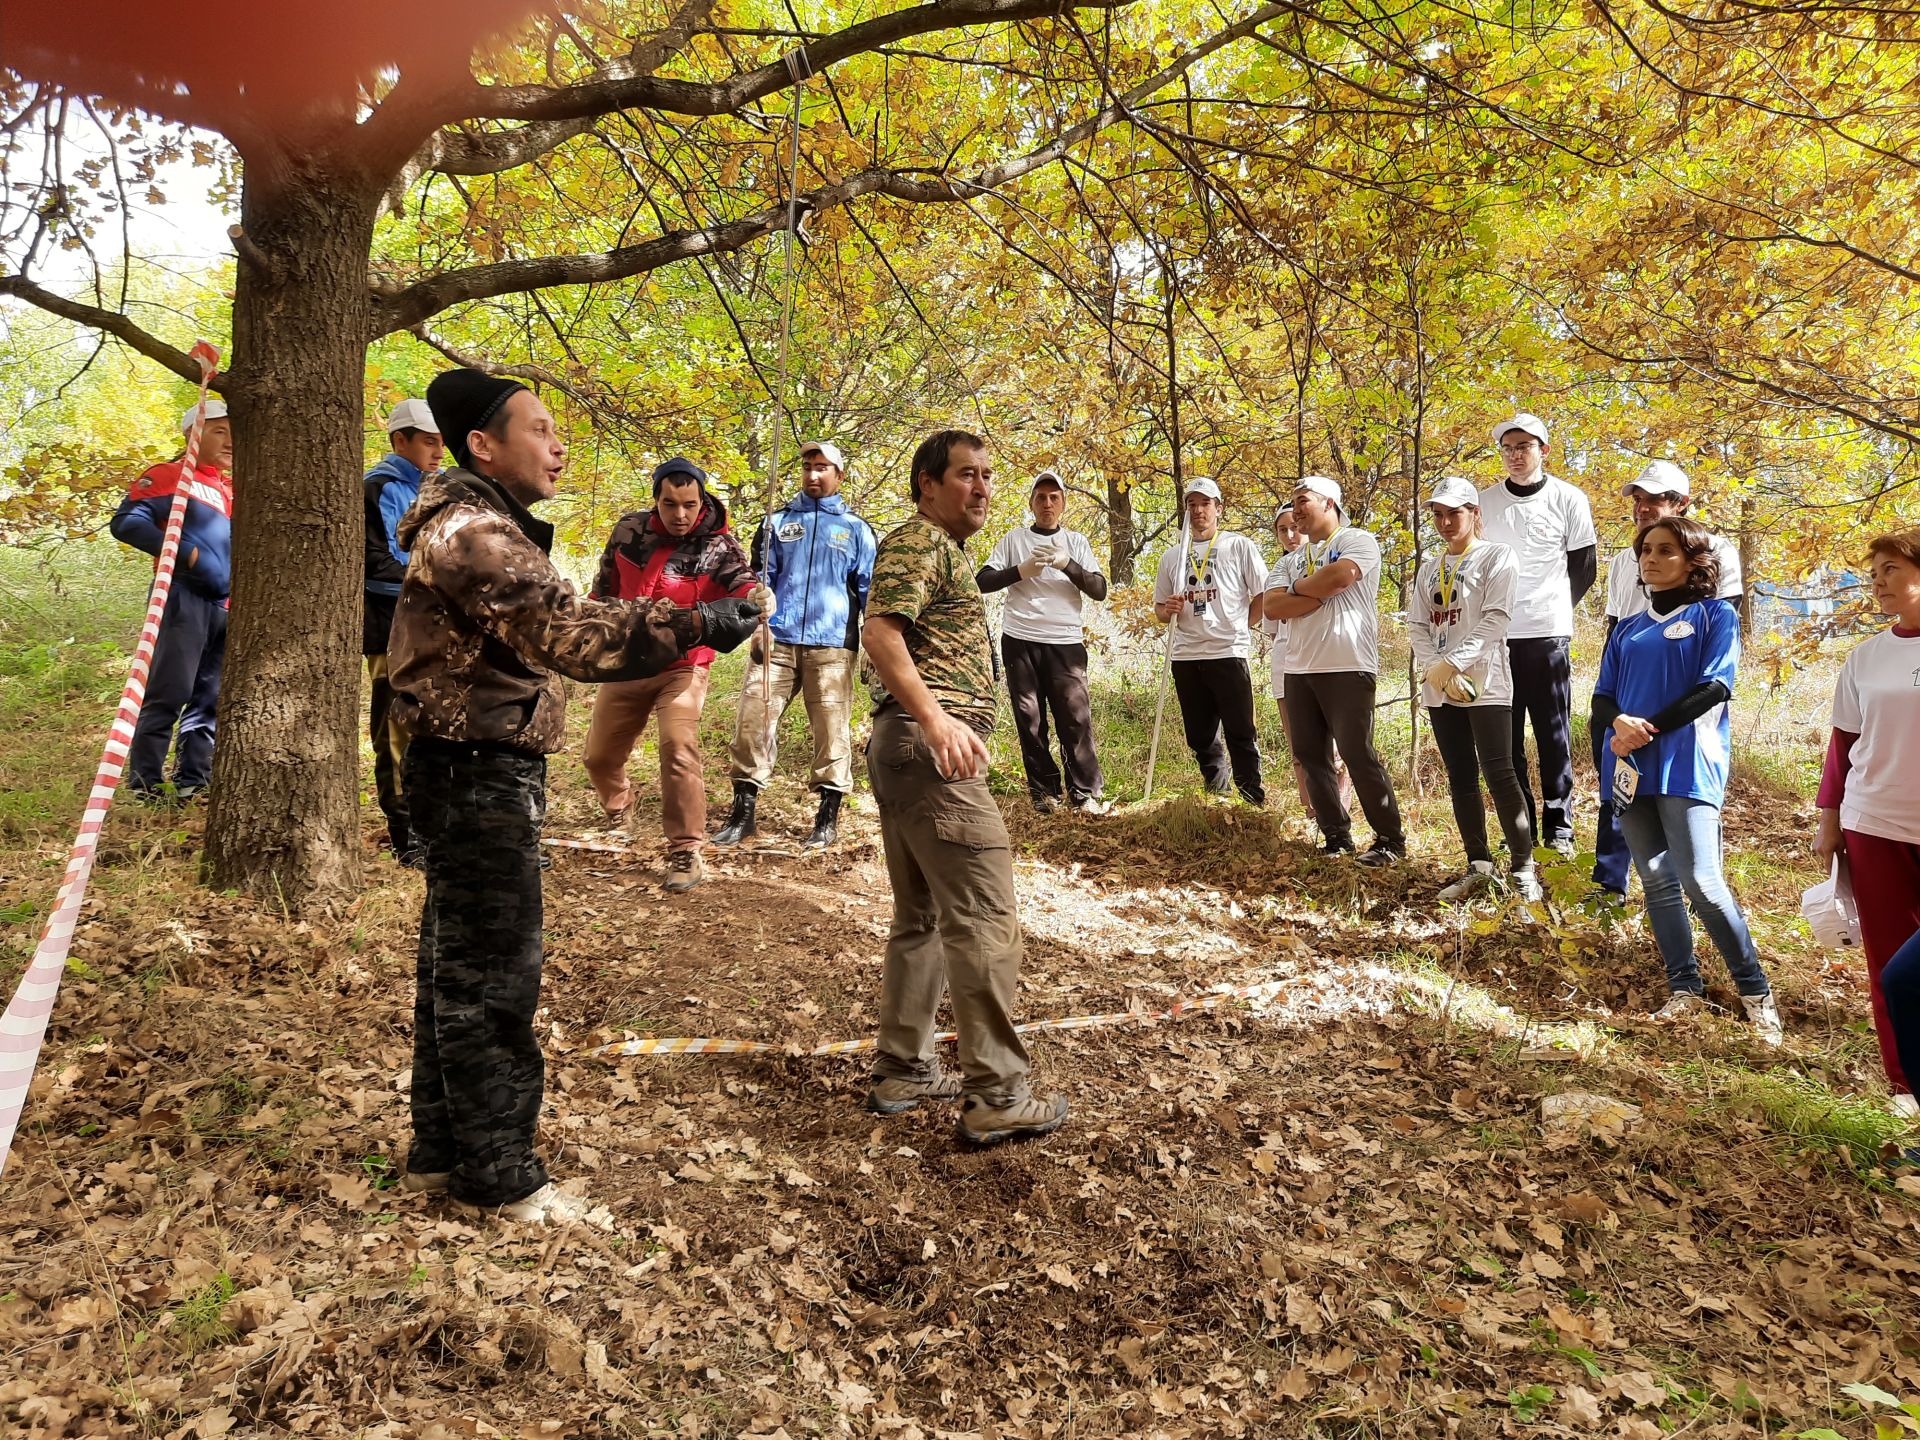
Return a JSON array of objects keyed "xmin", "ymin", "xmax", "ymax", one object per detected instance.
[
  {"xmin": 1816, "ymin": 528, "xmax": 1920, "ymax": 1120},
  {"xmin": 1593, "ymin": 517, "xmax": 1782, "ymax": 1042}
]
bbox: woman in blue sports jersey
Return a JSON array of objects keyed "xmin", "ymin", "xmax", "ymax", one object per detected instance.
[{"xmin": 1593, "ymin": 517, "xmax": 1784, "ymax": 1044}]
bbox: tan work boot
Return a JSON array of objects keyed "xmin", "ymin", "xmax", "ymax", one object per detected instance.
[
  {"xmin": 866, "ymin": 1071, "xmax": 962, "ymax": 1115},
  {"xmin": 454, "ymin": 1181, "xmax": 602, "ymax": 1228},
  {"xmin": 400, "ymin": 1169, "xmax": 450, "ymax": 1194},
  {"xmin": 955, "ymin": 1093, "xmax": 1068, "ymax": 1148},
  {"xmin": 663, "ymin": 849, "xmax": 704, "ymax": 893}
]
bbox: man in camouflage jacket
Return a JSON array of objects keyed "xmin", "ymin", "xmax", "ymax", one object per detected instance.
[
  {"xmin": 388, "ymin": 368, "xmax": 761, "ymax": 1224},
  {"xmin": 860, "ymin": 429, "xmax": 1068, "ymax": 1148}
]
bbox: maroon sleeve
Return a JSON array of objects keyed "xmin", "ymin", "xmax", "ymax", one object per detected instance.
[{"xmin": 1816, "ymin": 728, "xmax": 1857, "ymax": 809}]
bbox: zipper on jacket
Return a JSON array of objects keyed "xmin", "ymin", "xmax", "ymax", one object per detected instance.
[{"xmin": 800, "ymin": 502, "xmax": 819, "ymax": 643}]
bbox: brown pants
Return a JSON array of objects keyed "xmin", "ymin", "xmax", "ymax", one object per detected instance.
[
  {"xmin": 582, "ymin": 667, "xmax": 710, "ymax": 851},
  {"xmin": 366, "ymin": 653, "xmax": 411, "ymax": 839},
  {"xmin": 866, "ymin": 707, "xmax": 1031, "ymax": 1102},
  {"xmin": 728, "ymin": 642, "xmax": 856, "ymax": 794}
]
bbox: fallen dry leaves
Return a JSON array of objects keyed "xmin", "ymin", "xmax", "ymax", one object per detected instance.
[{"xmin": 0, "ymin": 762, "xmax": 1916, "ymax": 1438}]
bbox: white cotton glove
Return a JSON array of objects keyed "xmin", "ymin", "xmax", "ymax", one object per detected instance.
[
  {"xmin": 1042, "ymin": 538, "xmax": 1072, "ymax": 569},
  {"xmin": 1444, "ymin": 671, "xmax": 1481, "ymax": 704},
  {"xmin": 747, "ymin": 583, "xmax": 775, "ymax": 615},
  {"xmin": 1017, "ymin": 555, "xmax": 1048, "ymax": 581},
  {"xmin": 1422, "ymin": 660, "xmax": 1457, "ymax": 695}
]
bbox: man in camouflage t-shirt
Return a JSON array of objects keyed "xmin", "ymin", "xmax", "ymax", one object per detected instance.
[{"xmin": 861, "ymin": 430, "xmax": 1068, "ymax": 1147}]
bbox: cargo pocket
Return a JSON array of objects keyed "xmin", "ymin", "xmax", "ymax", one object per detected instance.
[
  {"xmin": 930, "ymin": 811, "xmax": 1014, "ymax": 917},
  {"xmin": 932, "ymin": 812, "xmax": 1009, "ymax": 855}
]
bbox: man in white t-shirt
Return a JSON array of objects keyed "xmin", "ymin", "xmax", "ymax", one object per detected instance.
[
  {"xmin": 1152, "ymin": 478, "xmax": 1268, "ymax": 804},
  {"xmin": 978, "ymin": 471, "xmax": 1110, "ymax": 813},
  {"xmin": 1264, "ymin": 475, "xmax": 1405, "ymax": 864},
  {"xmin": 1478, "ymin": 413, "xmax": 1598, "ymax": 854},
  {"xmin": 1589, "ymin": 458, "xmax": 1746, "ymax": 897}
]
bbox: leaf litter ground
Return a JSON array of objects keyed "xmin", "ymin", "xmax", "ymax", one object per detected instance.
[{"xmin": 3, "ymin": 744, "xmax": 1918, "ymax": 1439}]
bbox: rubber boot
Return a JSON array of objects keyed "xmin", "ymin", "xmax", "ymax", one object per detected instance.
[
  {"xmin": 712, "ymin": 781, "xmax": 758, "ymax": 847},
  {"xmin": 803, "ymin": 790, "xmax": 842, "ymax": 851}
]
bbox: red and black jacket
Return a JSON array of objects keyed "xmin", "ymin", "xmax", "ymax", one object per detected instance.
[{"xmin": 590, "ymin": 493, "xmax": 757, "ymax": 670}]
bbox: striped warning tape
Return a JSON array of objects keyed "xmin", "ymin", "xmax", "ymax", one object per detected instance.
[
  {"xmin": 0, "ymin": 344, "xmax": 221, "ymax": 1178},
  {"xmin": 583, "ymin": 977, "xmax": 1291, "ymax": 1059}
]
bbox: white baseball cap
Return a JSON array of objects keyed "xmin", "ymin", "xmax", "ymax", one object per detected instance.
[
  {"xmin": 385, "ymin": 398, "xmax": 441, "ymax": 435},
  {"xmin": 1032, "ymin": 469, "xmax": 1065, "ymax": 491},
  {"xmin": 1493, "ymin": 413, "xmax": 1550, "ymax": 447},
  {"xmin": 180, "ymin": 397, "xmax": 228, "ymax": 434},
  {"xmin": 1293, "ymin": 475, "xmax": 1344, "ymax": 513},
  {"xmin": 1183, "ymin": 477, "xmax": 1222, "ymax": 501},
  {"xmin": 1428, "ymin": 475, "xmax": 1479, "ymax": 510},
  {"xmin": 1623, "ymin": 460, "xmax": 1690, "ymax": 498},
  {"xmin": 800, "ymin": 438, "xmax": 847, "ymax": 471}
]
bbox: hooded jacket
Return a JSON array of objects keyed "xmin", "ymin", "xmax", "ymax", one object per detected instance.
[
  {"xmin": 387, "ymin": 467, "xmax": 701, "ymax": 753},
  {"xmin": 590, "ymin": 493, "xmax": 757, "ymax": 670},
  {"xmin": 362, "ymin": 451, "xmax": 425, "ymax": 654},
  {"xmin": 111, "ymin": 459, "xmax": 234, "ymax": 602},
  {"xmin": 751, "ymin": 491, "xmax": 876, "ymax": 650}
]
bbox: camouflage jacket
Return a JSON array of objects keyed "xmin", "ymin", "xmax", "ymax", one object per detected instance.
[
  {"xmin": 865, "ymin": 513, "xmax": 996, "ymax": 733},
  {"xmin": 388, "ymin": 468, "xmax": 702, "ymax": 754}
]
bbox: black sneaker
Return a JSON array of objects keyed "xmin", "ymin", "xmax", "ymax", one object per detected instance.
[
  {"xmin": 1320, "ymin": 836, "xmax": 1356, "ymax": 857},
  {"xmin": 1355, "ymin": 843, "xmax": 1404, "ymax": 869}
]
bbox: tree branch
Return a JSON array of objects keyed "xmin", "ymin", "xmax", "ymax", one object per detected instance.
[
  {"xmin": 373, "ymin": 4, "xmax": 1277, "ymax": 335},
  {"xmin": 0, "ymin": 273, "xmax": 224, "ymax": 390}
]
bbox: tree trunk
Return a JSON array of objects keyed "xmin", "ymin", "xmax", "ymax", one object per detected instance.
[
  {"xmin": 203, "ymin": 156, "xmax": 381, "ymax": 905},
  {"xmin": 1107, "ymin": 472, "xmax": 1136, "ymax": 585}
]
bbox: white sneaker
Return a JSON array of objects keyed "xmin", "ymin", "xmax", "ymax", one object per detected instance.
[
  {"xmin": 1438, "ymin": 861, "xmax": 1495, "ymax": 902},
  {"xmin": 1650, "ymin": 992, "xmax": 1706, "ymax": 1022},
  {"xmin": 1740, "ymin": 992, "xmax": 1785, "ymax": 1047},
  {"xmin": 457, "ymin": 1181, "xmax": 596, "ymax": 1226},
  {"xmin": 1891, "ymin": 1093, "xmax": 1920, "ymax": 1122},
  {"xmin": 1511, "ymin": 867, "xmax": 1543, "ymax": 902},
  {"xmin": 1074, "ymin": 797, "xmax": 1112, "ymax": 817}
]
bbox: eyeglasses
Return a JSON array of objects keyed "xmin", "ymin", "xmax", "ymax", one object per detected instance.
[{"xmin": 1498, "ymin": 440, "xmax": 1539, "ymax": 455}]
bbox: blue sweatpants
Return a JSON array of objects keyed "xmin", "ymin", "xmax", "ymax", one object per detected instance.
[{"xmin": 128, "ymin": 585, "xmax": 227, "ymax": 791}]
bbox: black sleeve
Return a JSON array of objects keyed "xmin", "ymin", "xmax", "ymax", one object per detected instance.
[
  {"xmin": 1603, "ymin": 615, "xmax": 1617, "ymax": 643},
  {"xmin": 1646, "ymin": 679, "xmax": 1731, "ymax": 735},
  {"xmin": 976, "ymin": 564, "xmax": 1021, "ymax": 594},
  {"xmin": 363, "ymin": 481, "xmax": 407, "ymax": 590},
  {"xmin": 1063, "ymin": 560, "xmax": 1108, "ymax": 601},
  {"xmin": 1567, "ymin": 544, "xmax": 1598, "ymax": 606},
  {"xmin": 1590, "ymin": 692, "xmax": 1621, "ymax": 734}
]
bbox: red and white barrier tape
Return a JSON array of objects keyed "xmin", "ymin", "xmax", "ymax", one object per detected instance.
[
  {"xmin": 583, "ymin": 976, "xmax": 1292, "ymax": 1059},
  {"xmin": 0, "ymin": 343, "xmax": 222, "ymax": 1178}
]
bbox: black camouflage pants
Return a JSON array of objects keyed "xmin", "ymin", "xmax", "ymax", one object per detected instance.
[{"xmin": 404, "ymin": 736, "xmax": 549, "ymax": 1206}]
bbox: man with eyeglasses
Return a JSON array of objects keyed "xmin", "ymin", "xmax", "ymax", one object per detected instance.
[{"xmin": 1477, "ymin": 414, "xmax": 1597, "ymax": 856}]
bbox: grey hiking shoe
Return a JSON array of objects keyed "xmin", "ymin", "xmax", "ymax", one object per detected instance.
[
  {"xmin": 865, "ymin": 1071, "xmax": 962, "ymax": 1115},
  {"xmin": 1438, "ymin": 861, "xmax": 1495, "ymax": 902},
  {"xmin": 663, "ymin": 849, "xmax": 704, "ymax": 893},
  {"xmin": 954, "ymin": 1093, "xmax": 1068, "ymax": 1148}
]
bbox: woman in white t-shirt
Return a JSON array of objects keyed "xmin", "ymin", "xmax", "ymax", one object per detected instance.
[
  {"xmin": 1262, "ymin": 502, "xmax": 1349, "ymax": 813},
  {"xmin": 1815, "ymin": 528, "xmax": 1920, "ymax": 1120},
  {"xmin": 1409, "ymin": 478, "xmax": 1539, "ymax": 903}
]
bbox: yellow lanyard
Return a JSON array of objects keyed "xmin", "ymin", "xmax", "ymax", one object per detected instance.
[
  {"xmin": 1301, "ymin": 530, "xmax": 1338, "ymax": 577},
  {"xmin": 1187, "ymin": 532, "xmax": 1220, "ymax": 591},
  {"xmin": 1436, "ymin": 540, "xmax": 1476, "ymax": 611}
]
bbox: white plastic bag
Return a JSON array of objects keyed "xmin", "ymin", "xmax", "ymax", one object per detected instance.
[{"xmin": 1801, "ymin": 856, "xmax": 1860, "ymax": 950}]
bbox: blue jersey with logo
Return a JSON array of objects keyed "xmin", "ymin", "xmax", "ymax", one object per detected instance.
[
  {"xmin": 1594, "ymin": 597, "xmax": 1740, "ymax": 806},
  {"xmin": 754, "ymin": 492, "xmax": 878, "ymax": 648}
]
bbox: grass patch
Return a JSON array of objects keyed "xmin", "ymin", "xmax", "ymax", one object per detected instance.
[
  {"xmin": 164, "ymin": 1272, "xmax": 236, "ymax": 1355},
  {"xmin": 1710, "ymin": 1065, "xmax": 1908, "ymax": 1161}
]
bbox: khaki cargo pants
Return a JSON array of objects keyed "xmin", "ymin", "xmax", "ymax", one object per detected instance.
[
  {"xmin": 728, "ymin": 642, "xmax": 856, "ymax": 794},
  {"xmin": 866, "ymin": 706, "xmax": 1031, "ymax": 1102}
]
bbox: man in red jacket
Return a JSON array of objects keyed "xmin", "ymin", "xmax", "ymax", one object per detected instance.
[{"xmin": 585, "ymin": 458, "xmax": 768, "ymax": 890}]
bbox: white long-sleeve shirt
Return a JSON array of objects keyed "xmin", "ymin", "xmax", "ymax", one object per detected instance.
[{"xmin": 1408, "ymin": 541, "xmax": 1519, "ymax": 707}]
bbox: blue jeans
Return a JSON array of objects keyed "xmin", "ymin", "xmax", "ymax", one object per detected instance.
[
  {"xmin": 1880, "ymin": 926, "xmax": 1920, "ymax": 1092},
  {"xmin": 1617, "ymin": 795, "xmax": 1769, "ymax": 998}
]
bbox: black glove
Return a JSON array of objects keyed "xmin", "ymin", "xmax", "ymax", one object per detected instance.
[{"xmin": 697, "ymin": 597, "xmax": 763, "ymax": 654}]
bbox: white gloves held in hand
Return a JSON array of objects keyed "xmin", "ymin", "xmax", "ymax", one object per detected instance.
[{"xmin": 1422, "ymin": 660, "xmax": 1457, "ymax": 694}]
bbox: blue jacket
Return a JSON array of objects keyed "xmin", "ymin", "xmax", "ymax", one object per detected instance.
[
  {"xmin": 363, "ymin": 453, "xmax": 425, "ymax": 599},
  {"xmin": 752, "ymin": 492, "xmax": 877, "ymax": 649},
  {"xmin": 110, "ymin": 460, "xmax": 234, "ymax": 602}
]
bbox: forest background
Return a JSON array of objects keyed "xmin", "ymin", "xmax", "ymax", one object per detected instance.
[{"xmin": 5, "ymin": 0, "xmax": 1920, "ymax": 904}]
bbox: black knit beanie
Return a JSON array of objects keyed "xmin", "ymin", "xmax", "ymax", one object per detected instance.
[{"xmin": 426, "ymin": 368, "xmax": 528, "ymax": 469}]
